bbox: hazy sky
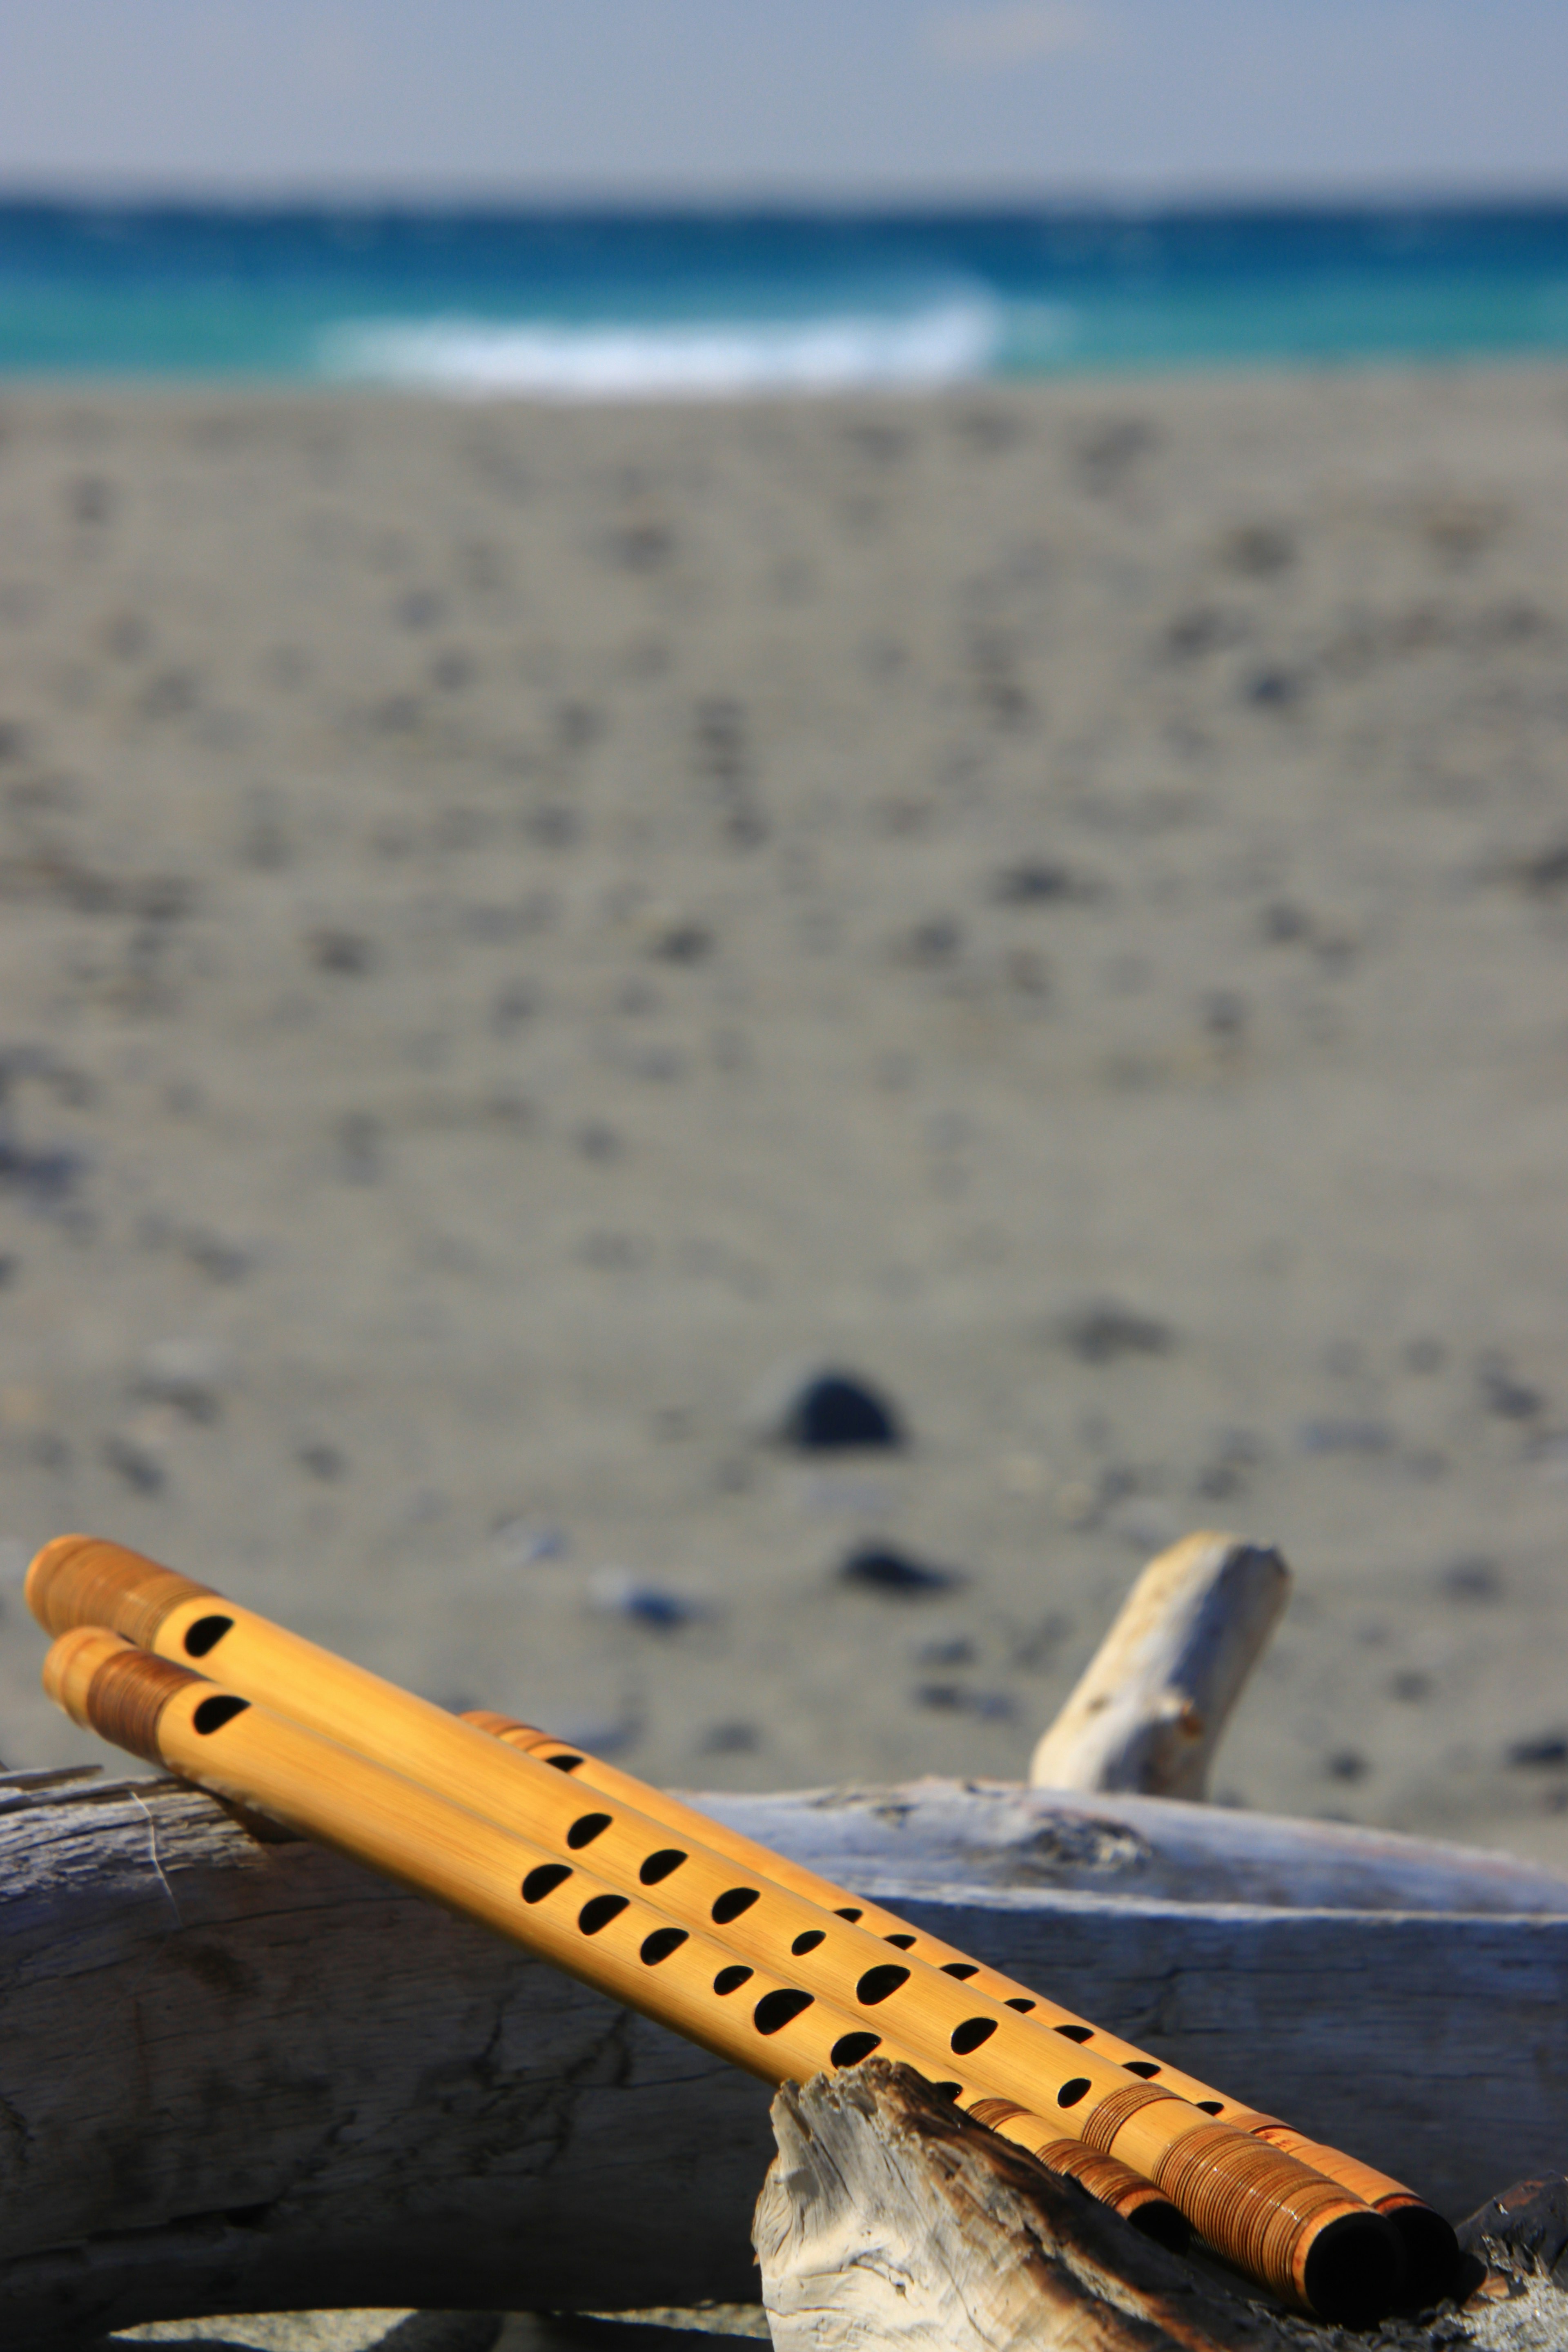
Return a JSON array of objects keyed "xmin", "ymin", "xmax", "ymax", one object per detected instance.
[{"xmin": 2, "ymin": 0, "xmax": 1566, "ymax": 202}]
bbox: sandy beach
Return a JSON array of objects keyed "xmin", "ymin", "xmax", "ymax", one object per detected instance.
[{"xmin": 0, "ymin": 365, "xmax": 1565, "ymax": 1864}]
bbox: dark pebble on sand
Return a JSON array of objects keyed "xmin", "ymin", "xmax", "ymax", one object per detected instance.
[
  {"xmin": 915, "ymin": 1682, "xmax": 1015, "ymax": 1719},
  {"xmin": 699, "ymin": 1721, "xmax": 759, "ymax": 1755},
  {"xmin": 1059, "ymin": 1303, "xmax": 1173, "ymax": 1365},
  {"xmin": 1298, "ymin": 1418, "xmax": 1394, "ymax": 1455},
  {"xmin": 298, "ymin": 1443, "xmax": 347, "ymax": 1482},
  {"xmin": 1439, "ymin": 1556, "xmax": 1504, "ymax": 1602},
  {"xmin": 989, "ymin": 859, "xmax": 1084, "ymax": 906},
  {"xmin": 771, "ymin": 1371, "xmax": 905, "ymax": 1452},
  {"xmin": 1243, "ymin": 666, "xmax": 1305, "ymax": 710},
  {"xmin": 839, "ymin": 1544, "xmax": 961, "ymax": 1598},
  {"xmin": 1506, "ymin": 1734, "xmax": 1568, "ymax": 1771},
  {"xmin": 103, "ymin": 1434, "xmax": 165, "ymax": 1494},
  {"xmin": 1325, "ymin": 1749, "xmax": 1368, "ymax": 1783},
  {"xmin": 1477, "ymin": 1355, "xmax": 1544, "ymax": 1421},
  {"xmin": 307, "ymin": 929, "xmax": 376, "ymax": 978}
]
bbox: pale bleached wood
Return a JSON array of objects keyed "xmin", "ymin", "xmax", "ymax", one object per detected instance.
[
  {"xmin": 5, "ymin": 1771, "xmax": 1568, "ymax": 2343},
  {"xmin": 1029, "ymin": 1532, "xmax": 1291, "ymax": 1799},
  {"xmin": 755, "ymin": 2062, "xmax": 1566, "ymax": 2352}
]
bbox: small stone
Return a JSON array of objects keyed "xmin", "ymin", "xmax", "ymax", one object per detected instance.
[
  {"xmin": 914, "ymin": 1682, "xmax": 1015, "ymax": 1719},
  {"xmin": 1058, "ymin": 1303, "xmax": 1173, "ymax": 1365},
  {"xmin": 298, "ymin": 1443, "xmax": 347, "ymax": 1482},
  {"xmin": 838, "ymin": 1544, "xmax": 961, "ymax": 1598},
  {"xmin": 1298, "ymin": 1418, "xmax": 1394, "ymax": 1455},
  {"xmin": 759, "ymin": 1370, "xmax": 906, "ymax": 1452},
  {"xmin": 1439, "ymin": 1556, "xmax": 1503, "ymax": 1602},
  {"xmin": 103, "ymin": 1434, "xmax": 165, "ymax": 1493},
  {"xmin": 699, "ymin": 1721, "xmax": 759, "ymax": 1755},
  {"xmin": 590, "ymin": 1569, "xmax": 712, "ymax": 1630},
  {"xmin": 1477, "ymin": 1355, "xmax": 1544, "ymax": 1421},
  {"xmin": 1325, "ymin": 1749, "xmax": 1368, "ymax": 1783},
  {"xmin": 1506, "ymin": 1733, "xmax": 1568, "ymax": 1771}
]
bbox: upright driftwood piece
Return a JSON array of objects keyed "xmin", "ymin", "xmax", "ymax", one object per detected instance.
[
  {"xmin": 1029, "ymin": 1531, "xmax": 1290, "ymax": 1798},
  {"xmin": 756, "ymin": 2062, "xmax": 1568, "ymax": 2352}
]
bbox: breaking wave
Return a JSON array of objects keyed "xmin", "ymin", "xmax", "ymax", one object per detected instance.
[{"xmin": 321, "ymin": 298, "xmax": 1006, "ymax": 399}]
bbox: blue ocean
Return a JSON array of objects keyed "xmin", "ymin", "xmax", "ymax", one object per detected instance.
[{"xmin": 1, "ymin": 201, "xmax": 1566, "ymax": 394}]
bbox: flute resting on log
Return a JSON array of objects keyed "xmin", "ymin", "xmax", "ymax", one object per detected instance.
[{"xmin": 28, "ymin": 1535, "xmax": 1460, "ymax": 2322}]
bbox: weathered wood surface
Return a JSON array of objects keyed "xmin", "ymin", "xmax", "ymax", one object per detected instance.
[
  {"xmin": 1029, "ymin": 1533, "xmax": 1292, "ymax": 1800},
  {"xmin": 756, "ymin": 2062, "xmax": 1568, "ymax": 2352},
  {"xmin": 5, "ymin": 1765, "xmax": 1568, "ymax": 2345}
]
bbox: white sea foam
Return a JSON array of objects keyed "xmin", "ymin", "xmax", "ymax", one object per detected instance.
[{"xmin": 321, "ymin": 298, "xmax": 1002, "ymax": 399}]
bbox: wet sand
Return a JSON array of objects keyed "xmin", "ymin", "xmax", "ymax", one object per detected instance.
[{"xmin": 0, "ymin": 368, "xmax": 1566, "ymax": 1863}]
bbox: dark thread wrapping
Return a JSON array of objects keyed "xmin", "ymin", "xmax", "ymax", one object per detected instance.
[
  {"xmin": 1152, "ymin": 2120, "xmax": 1361, "ymax": 2305},
  {"xmin": 87, "ymin": 1646, "xmax": 200, "ymax": 1764},
  {"xmin": 1079, "ymin": 2080, "xmax": 1183, "ymax": 2154},
  {"xmin": 33, "ymin": 1538, "xmax": 216, "ymax": 1647},
  {"xmin": 969, "ymin": 2098, "xmax": 1177, "ymax": 2224}
]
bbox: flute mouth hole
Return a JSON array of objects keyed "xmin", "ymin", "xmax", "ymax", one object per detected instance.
[
  {"xmin": 1057, "ymin": 2078, "xmax": 1092, "ymax": 2108},
  {"xmin": 192, "ymin": 1695, "xmax": 249, "ymax": 1735},
  {"xmin": 753, "ymin": 1988, "xmax": 814, "ymax": 2036},
  {"xmin": 950, "ymin": 2017, "xmax": 998, "ymax": 2056},
  {"xmin": 791, "ymin": 1929, "xmax": 825, "ymax": 1956},
  {"xmin": 942, "ymin": 1962, "xmax": 978, "ymax": 1980},
  {"xmin": 183, "ymin": 1615, "xmax": 234, "ymax": 1659},
  {"xmin": 712, "ymin": 1886, "xmax": 760, "ymax": 1924},
  {"xmin": 522, "ymin": 1862, "xmax": 572, "ymax": 1903},
  {"xmin": 639, "ymin": 1927, "xmax": 688, "ymax": 1965},
  {"xmin": 855, "ymin": 1964, "xmax": 910, "ymax": 2006},
  {"xmin": 713, "ymin": 1964, "xmax": 753, "ymax": 1995},
  {"xmin": 566, "ymin": 1812, "xmax": 612, "ymax": 1849},
  {"xmin": 831, "ymin": 2031, "xmax": 881, "ymax": 2066},
  {"xmin": 640, "ymin": 1848, "xmax": 687, "ymax": 1884},
  {"xmin": 578, "ymin": 1894, "xmax": 629, "ymax": 1936},
  {"xmin": 1055, "ymin": 2022, "xmax": 1092, "ymax": 2041}
]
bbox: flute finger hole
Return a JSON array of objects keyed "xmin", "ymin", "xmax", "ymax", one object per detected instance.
[
  {"xmin": 544, "ymin": 1752, "xmax": 585, "ymax": 1773},
  {"xmin": 753, "ymin": 1988, "xmax": 814, "ymax": 2036},
  {"xmin": 1055, "ymin": 2022, "xmax": 1092, "ymax": 2040},
  {"xmin": 831, "ymin": 2031, "xmax": 881, "ymax": 2066},
  {"xmin": 1124, "ymin": 2061, "xmax": 1161, "ymax": 2077},
  {"xmin": 883, "ymin": 1933, "xmax": 915, "ymax": 1949},
  {"xmin": 566, "ymin": 1812, "xmax": 612, "ymax": 1849},
  {"xmin": 713, "ymin": 1964, "xmax": 753, "ymax": 1995},
  {"xmin": 183, "ymin": 1615, "xmax": 233, "ymax": 1658},
  {"xmin": 578, "ymin": 1893, "xmax": 629, "ymax": 1936},
  {"xmin": 1196, "ymin": 2100, "xmax": 1223, "ymax": 2114},
  {"xmin": 942, "ymin": 1962, "xmax": 978, "ymax": 1980},
  {"xmin": 855, "ymin": 1964, "xmax": 910, "ymax": 2005},
  {"xmin": 711, "ymin": 1886, "xmax": 760, "ymax": 1924},
  {"xmin": 1057, "ymin": 2078, "xmax": 1091, "ymax": 2108},
  {"xmin": 949, "ymin": 2017, "xmax": 997, "ymax": 2056},
  {"xmin": 833, "ymin": 1906, "xmax": 862, "ymax": 1922},
  {"xmin": 640, "ymin": 1848, "xmax": 687, "ymax": 1884},
  {"xmin": 523, "ymin": 1862, "xmax": 572, "ymax": 1903},
  {"xmin": 791, "ymin": 1929, "xmax": 825, "ymax": 1955},
  {"xmin": 639, "ymin": 1927, "xmax": 688, "ymax": 1965},
  {"xmin": 192, "ymin": 1695, "xmax": 249, "ymax": 1735},
  {"xmin": 1007, "ymin": 1997, "xmax": 1037, "ymax": 2013}
]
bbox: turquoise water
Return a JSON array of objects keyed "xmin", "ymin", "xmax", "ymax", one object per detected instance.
[{"xmin": 2, "ymin": 202, "xmax": 1566, "ymax": 393}]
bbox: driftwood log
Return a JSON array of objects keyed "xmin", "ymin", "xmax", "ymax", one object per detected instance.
[
  {"xmin": 6, "ymin": 1530, "xmax": 1568, "ymax": 2345},
  {"xmin": 1029, "ymin": 1532, "xmax": 1291, "ymax": 1798},
  {"xmin": 757, "ymin": 2063, "xmax": 1568, "ymax": 2352}
]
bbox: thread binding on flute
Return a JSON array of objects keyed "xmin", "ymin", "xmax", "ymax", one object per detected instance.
[
  {"xmin": 27, "ymin": 1534, "xmax": 216, "ymax": 1648},
  {"xmin": 1080, "ymin": 2081, "xmax": 1183, "ymax": 2152},
  {"xmin": 87, "ymin": 1646, "xmax": 201, "ymax": 1765}
]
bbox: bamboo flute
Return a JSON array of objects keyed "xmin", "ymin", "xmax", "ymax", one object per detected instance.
[
  {"xmin": 27, "ymin": 1530, "xmax": 1456, "ymax": 2299},
  {"xmin": 41, "ymin": 1623, "xmax": 1397, "ymax": 2322},
  {"xmin": 27, "ymin": 1538, "xmax": 1419, "ymax": 2314},
  {"xmin": 466, "ymin": 1713, "xmax": 1459, "ymax": 2303}
]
